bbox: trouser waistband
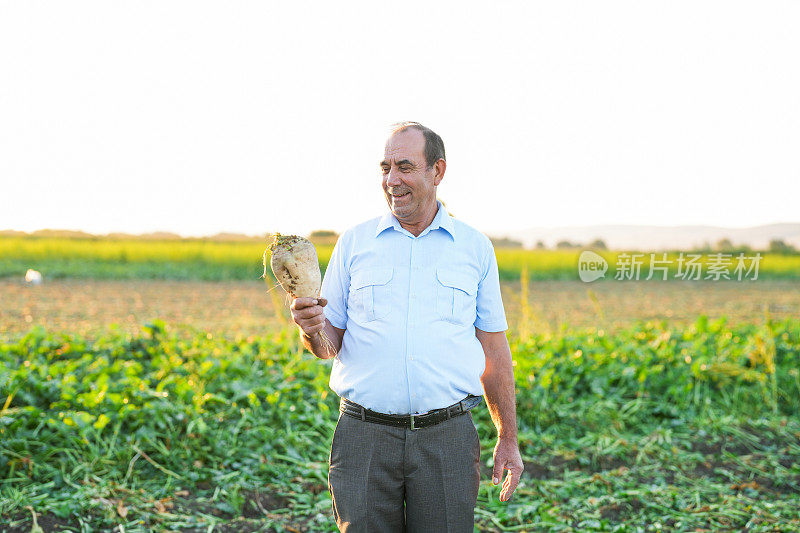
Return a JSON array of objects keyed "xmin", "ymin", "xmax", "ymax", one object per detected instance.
[{"xmin": 339, "ymin": 395, "xmax": 483, "ymax": 430}]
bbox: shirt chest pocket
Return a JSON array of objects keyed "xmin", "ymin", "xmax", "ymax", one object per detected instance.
[
  {"xmin": 349, "ymin": 267, "xmax": 393, "ymax": 322},
  {"xmin": 435, "ymin": 268, "xmax": 478, "ymax": 325}
]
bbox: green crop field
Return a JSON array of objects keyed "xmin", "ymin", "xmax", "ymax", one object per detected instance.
[
  {"xmin": 1, "ymin": 236, "xmax": 799, "ymax": 531},
  {"xmin": 1, "ymin": 236, "xmax": 799, "ymax": 282},
  {"xmin": 1, "ymin": 317, "xmax": 799, "ymax": 531}
]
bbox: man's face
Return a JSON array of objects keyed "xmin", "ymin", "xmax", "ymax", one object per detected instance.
[{"xmin": 380, "ymin": 129, "xmax": 440, "ymax": 223}]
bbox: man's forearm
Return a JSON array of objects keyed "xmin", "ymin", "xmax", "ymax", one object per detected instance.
[
  {"xmin": 480, "ymin": 347, "xmax": 518, "ymax": 440},
  {"xmin": 299, "ymin": 319, "xmax": 341, "ymax": 359}
]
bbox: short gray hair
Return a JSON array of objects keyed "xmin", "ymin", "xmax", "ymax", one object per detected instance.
[{"xmin": 390, "ymin": 121, "xmax": 446, "ymax": 169}]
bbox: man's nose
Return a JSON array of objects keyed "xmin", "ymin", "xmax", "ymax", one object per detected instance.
[{"xmin": 386, "ymin": 169, "xmax": 403, "ymax": 187}]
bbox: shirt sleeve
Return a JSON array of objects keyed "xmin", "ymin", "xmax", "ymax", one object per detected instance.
[
  {"xmin": 474, "ymin": 239, "xmax": 508, "ymax": 332},
  {"xmin": 320, "ymin": 233, "xmax": 349, "ymax": 329}
]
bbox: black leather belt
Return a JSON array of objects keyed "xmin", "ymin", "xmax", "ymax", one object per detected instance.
[{"xmin": 339, "ymin": 394, "xmax": 482, "ymax": 430}]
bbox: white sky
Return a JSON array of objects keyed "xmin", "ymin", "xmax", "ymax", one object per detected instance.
[{"xmin": 1, "ymin": 1, "xmax": 798, "ymax": 238}]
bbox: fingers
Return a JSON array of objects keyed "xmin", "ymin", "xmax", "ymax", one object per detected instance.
[
  {"xmin": 293, "ymin": 310, "xmax": 325, "ymax": 328},
  {"xmin": 300, "ymin": 320, "xmax": 326, "ymax": 336},
  {"xmin": 290, "ymin": 297, "xmax": 326, "ymax": 336},
  {"xmin": 290, "ymin": 297, "xmax": 318, "ymax": 311},
  {"xmin": 298, "ymin": 313, "xmax": 326, "ymax": 327},
  {"xmin": 290, "ymin": 297, "xmax": 327, "ymax": 312},
  {"xmin": 293, "ymin": 305, "xmax": 325, "ymax": 320},
  {"xmin": 290, "ymin": 297, "xmax": 325, "ymax": 319},
  {"xmin": 492, "ymin": 461, "xmax": 504, "ymax": 486},
  {"xmin": 492, "ymin": 442, "xmax": 524, "ymax": 502},
  {"xmin": 499, "ymin": 467, "xmax": 522, "ymax": 502}
]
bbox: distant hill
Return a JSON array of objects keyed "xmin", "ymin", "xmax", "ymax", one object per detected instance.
[
  {"xmin": 489, "ymin": 236, "xmax": 524, "ymax": 249},
  {"xmin": 0, "ymin": 230, "xmax": 27, "ymax": 237},
  {"xmin": 30, "ymin": 229, "xmax": 96, "ymax": 239},
  {"xmin": 5, "ymin": 224, "xmax": 800, "ymax": 251},
  {"xmin": 506, "ymin": 223, "xmax": 800, "ymax": 251}
]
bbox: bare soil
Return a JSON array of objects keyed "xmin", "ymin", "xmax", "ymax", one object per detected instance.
[{"xmin": 2, "ymin": 279, "xmax": 798, "ymax": 339}]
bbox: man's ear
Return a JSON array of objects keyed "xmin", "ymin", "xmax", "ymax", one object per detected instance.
[{"xmin": 432, "ymin": 159, "xmax": 446, "ymax": 186}]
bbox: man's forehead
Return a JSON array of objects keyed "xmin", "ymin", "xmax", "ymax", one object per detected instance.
[{"xmin": 383, "ymin": 129, "xmax": 425, "ymax": 163}]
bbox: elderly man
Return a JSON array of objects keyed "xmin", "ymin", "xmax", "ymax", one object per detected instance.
[{"xmin": 290, "ymin": 122, "xmax": 523, "ymax": 532}]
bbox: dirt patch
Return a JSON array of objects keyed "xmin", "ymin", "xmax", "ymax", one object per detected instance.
[
  {"xmin": 741, "ymin": 475, "xmax": 800, "ymax": 495},
  {"xmin": 206, "ymin": 518, "xmax": 278, "ymax": 533},
  {"xmin": 0, "ymin": 279, "xmax": 287, "ymax": 339},
  {"xmin": 690, "ymin": 437, "xmax": 753, "ymax": 457},
  {"xmin": 691, "ymin": 460, "xmax": 720, "ymax": 477},
  {"xmin": 4, "ymin": 279, "xmax": 800, "ymax": 338},
  {"xmin": 171, "ymin": 495, "xmax": 235, "ymax": 519},
  {"xmin": 739, "ymin": 423, "xmax": 800, "ymax": 449},
  {"xmin": 594, "ymin": 455, "xmax": 630, "ymax": 471},
  {"xmin": 304, "ymin": 482, "xmax": 327, "ymax": 495},
  {"xmin": 241, "ymin": 490, "xmax": 291, "ymax": 518},
  {"xmin": 4, "ymin": 499, "xmax": 314, "ymax": 532},
  {"xmin": 523, "ymin": 461, "xmax": 553, "ymax": 479},
  {"xmin": 208, "ymin": 516, "xmax": 318, "ymax": 533},
  {"xmin": 679, "ymin": 458, "xmax": 800, "ymax": 495},
  {"xmin": 4, "ymin": 512, "xmax": 80, "ymax": 532},
  {"xmin": 521, "ymin": 453, "xmax": 634, "ymax": 479},
  {"xmin": 599, "ymin": 497, "xmax": 644, "ymax": 521}
]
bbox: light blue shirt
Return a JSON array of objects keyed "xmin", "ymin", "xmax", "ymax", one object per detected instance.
[{"xmin": 320, "ymin": 200, "xmax": 508, "ymax": 415}]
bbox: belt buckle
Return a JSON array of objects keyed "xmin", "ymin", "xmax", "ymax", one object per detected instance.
[{"xmin": 409, "ymin": 413, "xmax": 416, "ymax": 430}]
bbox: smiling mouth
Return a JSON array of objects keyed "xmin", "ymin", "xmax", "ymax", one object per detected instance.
[{"xmin": 391, "ymin": 192, "xmax": 410, "ymax": 199}]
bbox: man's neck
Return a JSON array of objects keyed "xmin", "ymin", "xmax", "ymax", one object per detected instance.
[{"xmin": 397, "ymin": 200, "xmax": 439, "ymax": 237}]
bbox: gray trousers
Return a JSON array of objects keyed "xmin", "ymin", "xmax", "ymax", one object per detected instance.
[{"xmin": 327, "ymin": 408, "xmax": 481, "ymax": 532}]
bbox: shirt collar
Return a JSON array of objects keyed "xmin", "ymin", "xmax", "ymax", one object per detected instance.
[{"xmin": 375, "ymin": 199, "xmax": 455, "ymax": 240}]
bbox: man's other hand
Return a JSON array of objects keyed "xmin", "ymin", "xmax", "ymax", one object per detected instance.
[
  {"xmin": 290, "ymin": 297, "xmax": 328, "ymax": 337},
  {"xmin": 492, "ymin": 437, "xmax": 524, "ymax": 502}
]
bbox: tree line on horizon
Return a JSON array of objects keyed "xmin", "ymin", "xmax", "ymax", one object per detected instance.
[{"xmin": 1, "ymin": 229, "xmax": 797, "ymax": 254}]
